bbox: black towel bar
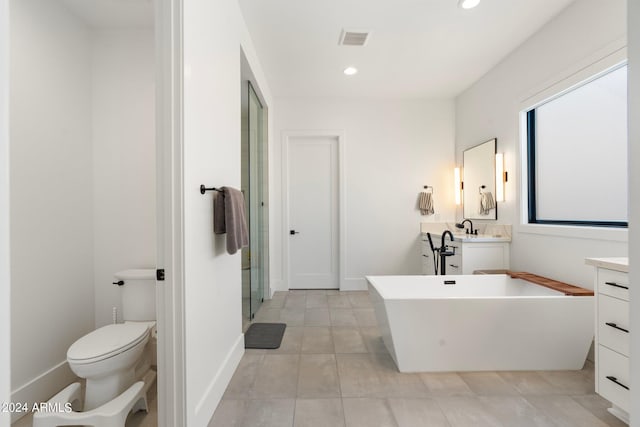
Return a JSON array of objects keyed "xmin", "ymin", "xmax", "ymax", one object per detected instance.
[{"xmin": 200, "ymin": 185, "xmax": 222, "ymax": 194}]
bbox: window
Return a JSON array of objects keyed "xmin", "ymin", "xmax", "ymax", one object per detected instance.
[{"xmin": 526, "ymin": 64, "xmax": 628, "ymax": 227}]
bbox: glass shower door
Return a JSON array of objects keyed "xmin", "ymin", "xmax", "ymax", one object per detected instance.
[{"xmin": 248, "ymin": 82, "xmax": 268, "ymax": 319}]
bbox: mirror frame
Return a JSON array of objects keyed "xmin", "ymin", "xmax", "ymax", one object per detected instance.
[{"xmin": 462, "ymin": 138, "xmax": 497, "ymax": 220}]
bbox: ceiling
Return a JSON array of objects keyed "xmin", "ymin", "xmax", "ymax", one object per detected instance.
[
  {"xmin": 59, "ymin": 0, "xmax": 153, "ymax": 29},
  {"xmin": 238, "ymin": 0, "xmax": 576, "ymax": 99}
]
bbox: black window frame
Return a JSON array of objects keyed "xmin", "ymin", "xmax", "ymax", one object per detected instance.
[{"xmin": 526, "ymin": 109, "xmax": 628, "ymax": 228}]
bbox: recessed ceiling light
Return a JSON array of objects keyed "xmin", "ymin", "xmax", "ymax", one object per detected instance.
[
  {"xmin": 458, "ymin": 0, "xmax": 481, "ymax": 9},
  {"xmin": 344, "ymin": 67, "xmax": 358, "ymax": 76}
]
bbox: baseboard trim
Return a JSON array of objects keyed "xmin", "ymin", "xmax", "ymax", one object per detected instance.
[
  {"xmin": 193, "ymin": 333, "xmax": 244, "ymax": 425},
  {"xmin": 270, "ymin": 279, "xmax": 286, "ymax": 294},
  {"xmin": 11, "ymin": 360, "xmax": 77, "ymax": 423},
  {"xmin": 341, "ymin": 277, "xmax": 368, "ymax": 291}
]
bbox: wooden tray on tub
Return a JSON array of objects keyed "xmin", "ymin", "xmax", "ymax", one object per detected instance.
[{"xmin": 473, "ymin": 269, "xmax": 594, "ymax": 296}]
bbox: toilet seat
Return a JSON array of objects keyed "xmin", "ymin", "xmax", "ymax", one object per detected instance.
[{"xmin": 68, "ymin": 323, "xmax": 149, "ymax": 365}]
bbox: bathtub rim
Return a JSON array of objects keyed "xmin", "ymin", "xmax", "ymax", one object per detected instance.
[{"xmin": 365, "ymin": 273, "xmax": 592, "ymax": 301}]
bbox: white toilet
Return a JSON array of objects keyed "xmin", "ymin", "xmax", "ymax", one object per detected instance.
[{"xmin": 67, "ymin": 269, "xmax": 156, "ymax": 411}]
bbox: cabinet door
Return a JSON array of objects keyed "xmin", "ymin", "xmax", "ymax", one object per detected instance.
[{"xmin": 461, "ymin": 244, "xmax": 508, "ymax": 274}]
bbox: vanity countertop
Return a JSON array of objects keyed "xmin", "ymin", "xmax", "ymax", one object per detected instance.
[
  {"xmin": 420, "ymin": 223, "xmax": 512, "ymax": 243},
  {"xmin": 585, "ymin": 257, "xmax": 628, "ymax": 273},
  {"xmin": 421, "ymin": 232, "xmax": 511, "ymax": 243}
]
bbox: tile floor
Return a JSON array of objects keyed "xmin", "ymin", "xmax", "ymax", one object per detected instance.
[{"xmin": 209, "ymin": 289, "xmax": 626, "ymax": 427}]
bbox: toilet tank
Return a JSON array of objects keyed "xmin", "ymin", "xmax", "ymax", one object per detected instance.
[{"xmin": 115, "ymin": 269, "xmax": 156, "ymax": 321}]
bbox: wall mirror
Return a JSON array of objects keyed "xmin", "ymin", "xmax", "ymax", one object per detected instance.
[{"xmin": 463, "ymin": 138, "xmax": 497, "ymax": 220}]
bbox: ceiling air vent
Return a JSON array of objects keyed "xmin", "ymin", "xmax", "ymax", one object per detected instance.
[{"xmin": 339, "ymin": 29, "xmax": 370, "ymax": 46}]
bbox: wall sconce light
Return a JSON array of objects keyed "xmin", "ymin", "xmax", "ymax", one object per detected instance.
[
  {"xmin": 454, "ymin": 167, "xmax": 461, "ymax": 205},
  {"xmin": 495, "ymin": 153, "xmax": 506, "ymax": 202}
]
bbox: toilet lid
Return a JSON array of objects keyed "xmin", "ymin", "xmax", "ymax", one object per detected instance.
[{"xmin": 67, "ymin": 323, "xmax": 149, "ymax": 364}]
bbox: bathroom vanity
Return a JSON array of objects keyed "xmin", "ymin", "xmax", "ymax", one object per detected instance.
[
  {"xmin": 586, "ymin": 257, "xmax": 630, "ymax": 424},
  {"xmin": 421, "ymin": 232, "xmax": 510, "ymax": 275}
]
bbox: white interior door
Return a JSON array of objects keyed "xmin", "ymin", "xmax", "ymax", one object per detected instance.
[{"xmin": 287, "ymin": 136, "xmax": 339, "ymax": 289}]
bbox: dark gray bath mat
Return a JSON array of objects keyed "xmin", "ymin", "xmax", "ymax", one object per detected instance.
[{"xmin": 244, "ymin": 323, "xmax": 287, "ymax": 349}]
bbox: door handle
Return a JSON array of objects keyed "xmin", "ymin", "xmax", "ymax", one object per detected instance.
[{"xmin": 290, "ymin": 230, "xmax": 300, "ymax": 235}]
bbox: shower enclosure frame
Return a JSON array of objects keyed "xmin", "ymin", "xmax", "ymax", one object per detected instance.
[{"xmin": 242, "ymin": 80, "xmax": 270, "ymax": 321}]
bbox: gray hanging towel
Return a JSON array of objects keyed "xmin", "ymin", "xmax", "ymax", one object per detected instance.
[
  {"xmin": 213, "ymin": 192, "xmax": 226, "ymax": 234},
  {"xmin": 213, "ymin": 187, "xmax": 249, "ymax": 254},
  {"xmin": 418, "ymin": 191, "xmax": 434, "ymax": 215}
]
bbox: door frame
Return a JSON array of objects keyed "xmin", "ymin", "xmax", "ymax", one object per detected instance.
[
  {"xmin": 282, "ymin": 130, "xmax": 346, "ymax": 290},
  {"xmin": 155, "ymin": 0, "xmax": 186, "ymax": 425},
  {"xmin": 0, "ymin": 0, "xmax": 11, "ymax": 424},
  {"xmin": 0, "ymin": 0, "xmax": 187, "ymax": 423}
]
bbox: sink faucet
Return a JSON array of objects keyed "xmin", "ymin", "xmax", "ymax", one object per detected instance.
[
  {"xmin": 439, "ymin": 230, "xmax": 456, "ymax": 275},
  {"xmin": 455, "ymin": 219, "xmax": 476, "ymax": 235}
]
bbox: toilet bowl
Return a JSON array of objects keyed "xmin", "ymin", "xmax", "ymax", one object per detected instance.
[
  {"xmin": 67, "ymin": 322, "xmax": 152, "ymax": 410},
  {"xmin": 66, "ymin": 269, "xmax": 157, "ymax": 413}
]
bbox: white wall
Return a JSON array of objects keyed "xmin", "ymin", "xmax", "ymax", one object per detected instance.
[
  {"xmin": 455, "ymin": 0, "xmax": 627, "ymax": 289},
  {"xmin": 182, "ymin": 0, "xmax": 272, "ymax": 424},
  {"xmin": 92, "ymin": 29, "xmax": 156, "ymax": 328},
  {"xmin": 628, "ymin": 1, "xmax": 639, "ymax": 424},
  {"xmin": 9, "ymin": 0, "xmax": 95, "ymax": 416},
  {"xmin": 273, "ymin": 98, "xmax": 456, "ymax": 290},
  {"xmin": 0, "ymin": 0, "xmax": 10, "ymax": 425}
]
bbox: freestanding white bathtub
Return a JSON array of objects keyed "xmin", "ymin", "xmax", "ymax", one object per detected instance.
[{"xmin": 366, "ymin": 274, "xmax": 594, "ymax": 373}]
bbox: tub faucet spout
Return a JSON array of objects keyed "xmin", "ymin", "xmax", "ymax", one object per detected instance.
[
  {"xmin": 441, "ymin": 230, "xmax": 454, "ymax": 249},
  {"xmin": 439, "ymin": 231, "xmax": 456, "ymax": 275}
]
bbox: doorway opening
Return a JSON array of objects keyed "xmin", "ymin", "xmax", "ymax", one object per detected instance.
[{"xmin": 8, "ymin": 0, "xmax": 161, "ymax": 425}]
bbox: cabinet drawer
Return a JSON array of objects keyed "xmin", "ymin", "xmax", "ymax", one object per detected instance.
[
  {"xmin": 443, "ymin": 254, "xmax": 462, "ymax": 275},
  {"xmin": 422, "ymin": 253, "xmax": 435, "ymax": 275},
  {"xmin": 598, "ymin": 269, "xmax": 629, "ymax": 301},
  {"xmin": 598, "ymin": 294, "xmax": 630, "ymax": 356},
  {"xmin": 420, "ymin": 238, "xmax": 430, "ymax": 254},
  {"xmin": 598, "ymin": 345, "xmax": 629, "ymax": 412}
]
